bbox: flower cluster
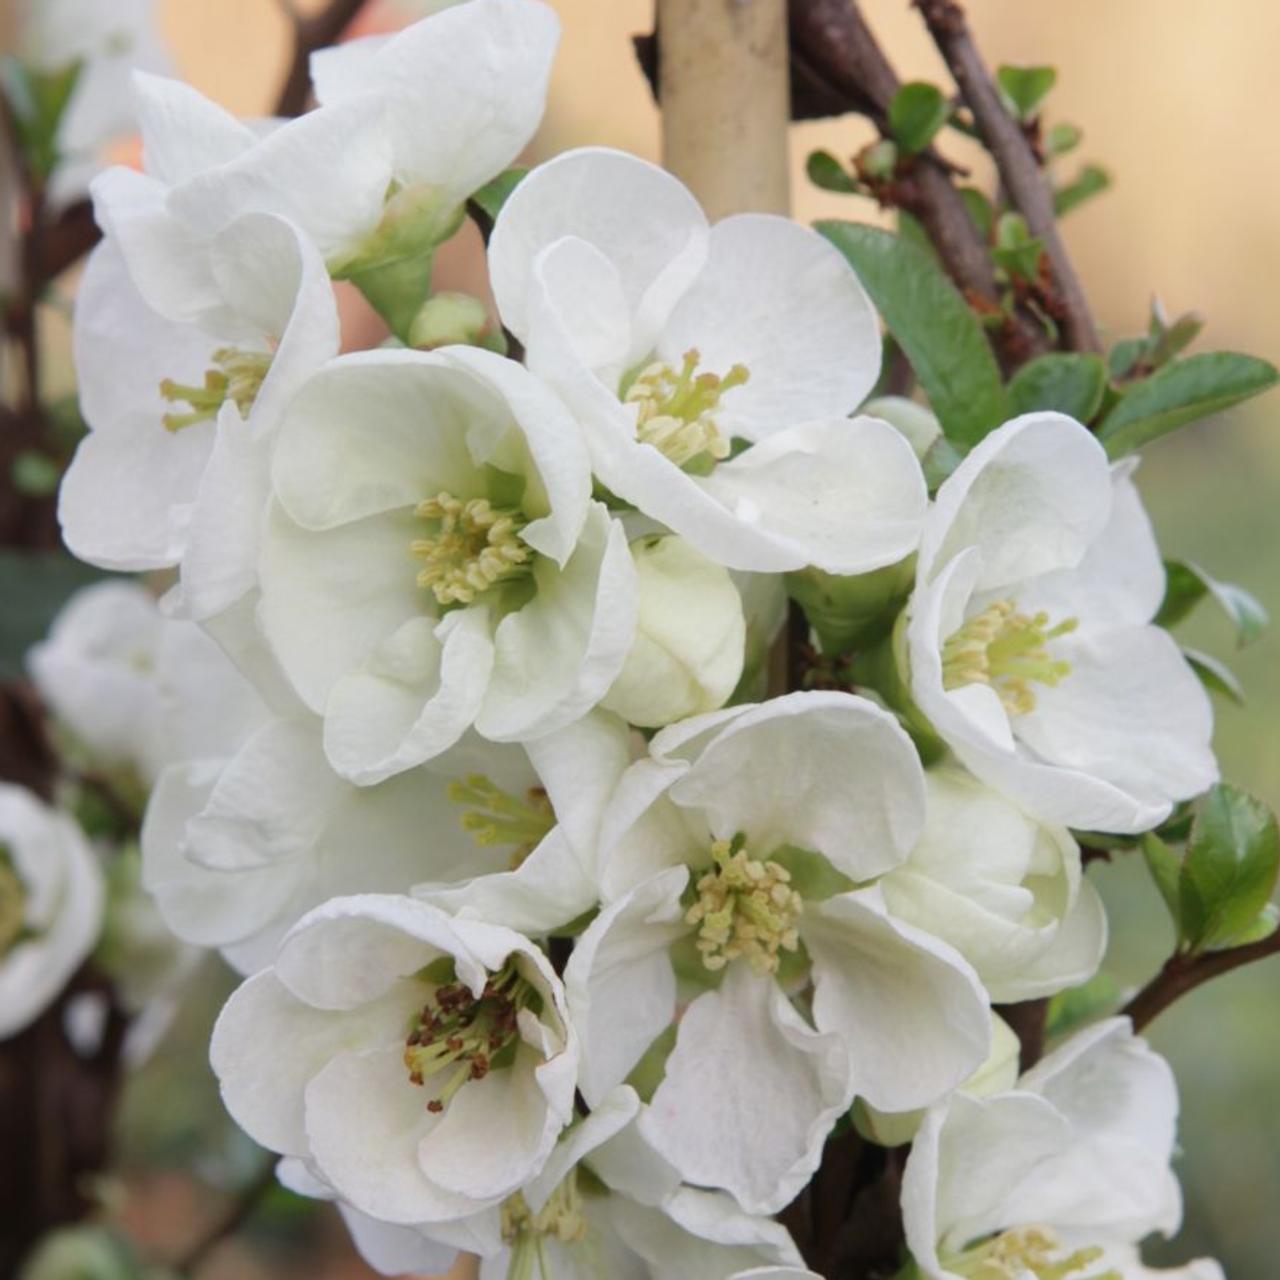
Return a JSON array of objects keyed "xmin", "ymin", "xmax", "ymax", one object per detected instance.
[{"xmin": 9, "ymin": 2, "xmax": 1237, "ymax": 1278}]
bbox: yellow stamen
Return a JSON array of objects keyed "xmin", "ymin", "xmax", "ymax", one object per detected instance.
[
  {"xmin": 949, "ymin": 1226, "xmax": 1121, "ymax": 1280},
  {"xmin": 0, "ymin": 847, "xmax": 26, "ymax": 957},
  {"xmin": 411, "ymin": 493, "xmax": 532, "ymax": 606},
  {"xmin": 685, "ymin": 835, "xmax": 802, "ymax": 976},
  {"xmin": 448, "ymin": 774, "xmax": 555, "ymax": 869},
  {"xmin": 623, "ymin": 348, "xmax": 748, "ymax": 469},
  {"xmin": 941, "ymin": 600, "xmax": 1077, "ymax": 716},
  {"xmin": 159, "ymin": 347, "xmax": 271, "ymax": 432}
]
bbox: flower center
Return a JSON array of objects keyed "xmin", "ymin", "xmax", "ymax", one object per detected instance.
[
  {"xmin": 948, "ymin": 1226, "xmax": 1120, "ymax": 1280},
  {"xmin": 501, "ymin": 1170, "xmax": 589, "ymax": 1278},
  {"xmin": 941, "ymin": 600, "xmax": 1078, "ymax": 715},
  {"xmin": 0, "ymin": 846, "xmax": 27, "ymax": 957},
  {"xmin": 403, "ymin": 959, "xmax": 537, "ymax": 1113},
  {"xmin": 159, "ymin": 347, "xmax": 272, "ymax": 432},
  {"xmin": 685, "ymin": 835, "xmax": 802, "ymax": 975},
  {"xmin": 622, "ymin": 348, "xmax": 748, "ymax": 469},
  {"xmin": 411, "ymin": 493, "xmax": 533, "ymax": 606},
  {"xmin": 448, "ymin": 774, "xmax": 556, "ymax": 869}
]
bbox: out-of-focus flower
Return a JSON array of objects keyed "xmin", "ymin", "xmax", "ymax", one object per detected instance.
[{"xmin": 0, "ymin": 783, "xmax": 104, "ymax": 1038}]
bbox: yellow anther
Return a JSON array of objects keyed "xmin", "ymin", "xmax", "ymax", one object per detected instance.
[
  {"xmin": 411, "ymin": 493, "xmax": 532, "ymax": 606},
  {"xmin": 623, "ymin": 348, "xmax": 748, "ymax": 469},
  {"xmin": 949, "ymin": 1226, "xmax": 1121, "ymax": 1280},
  {"xmin": 941, "ymin": 600, "xmax": 1078, "ymax": 715},
  {"xmin": 0, "ymin": 848, "xmax": 26, "ymax": 957},
  {"xmin": 685, "ymin": 836, "xmax": 802, "ymax": 976},
  {"xmin": 159, "ymin": 347, "xmax": 271, "ymax": 432},
  {"xmin": 448, "ymin": 774, "xmax": 555, "ymax": 869}
]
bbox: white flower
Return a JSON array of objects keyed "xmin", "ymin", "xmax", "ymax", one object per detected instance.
[
  {"xmin": 93, "ymin": 0, "xmax": 557, "ymax": 298},
  {"xmin": 60, "ymin": 212, "xmax": 339, "ymax": 619},
  {"xmin": 0, "ymin": 783, "xmax": 104, "ymax": 1038},
  {"xmin": 27, "ymin": 580, "xmax": 267, "ymax": 786},
  {"xmin": 880, "ymin": 767, "xmax": 1108, "ymax": 1002},
  {"xmin": 904, "ymin": 414, "xmax": 1216, "ymax": 834},
  {"xmin": 602, "ymin": 534, "xmax": 746, "ymax": 728},
  {"xmin": 565, "ymin": 691, "xmax": 990, "ymax": 1214},
  {"xmin": 902, "ymin": 1018, "xmax": 1225, "ymax": 1280},
  {"xmin": 276, "ymin": 1086, "xmax": 803, "ymax": 1280},
  {"xmin": 211, "ymin": 895, "xmax": 577, "ymax": 1225},
  {"xmin": 257, "ymin": 346, "xmax": 636, "ymax": 784},
  {"xmin": 16, "ymin": 0, "xmax": 171, "ymax": 207},
  {"xmin": 488, "ymin": 147, "xmax": 927, "ymax": 574}
]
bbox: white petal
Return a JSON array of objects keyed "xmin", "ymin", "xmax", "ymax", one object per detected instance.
[
  {"xmin": 324, "ymin": 609, "xmax": 495, "ymax": 784},
  {"xmin": 920, "ymin": 413, "xmax": 1112, "ymax": 590},
  {"xmin": 700, "ymin": 416, "xmax": 927, "ymax": 574},
  {"xmin": 658, "ymin": 691, "xmax": 925, "ymax": 882},
  {"xmin": 336, "ymin": 1204, "xmax": 459, "ymax": 1279},
  {"xmin": 806, "ymin": 888, "xmax": 990, "ymax": 1112},
  {"xmin": 490, "ymin": 146, "xmax": 708, "ymax": 346},
  {"xmin": 477, "ymin": 504, "xmax": 636, "ymax": 742},
  {"xmin": 132, "ymin": 71, "xmax": 255, "ymax": 184},
  {"xmin": 564, "ymin": 868, "xmax": 688, "ymax": 1106},
  {"xmin": 659, "ymin": 214, "xmax": 880, "ymax": 440},
  {"xmin": 210, "ymin": 969, "xmax": 413, "ymax": 1157},
  {"xmin": 641, "ymin": 963, "xmax": 851, "ymax": 1215}
]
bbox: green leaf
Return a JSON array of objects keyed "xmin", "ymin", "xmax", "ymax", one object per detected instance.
[
  {"xmin": 1156, "ymin": 558, "xmax": 1269, "ymax": 646},
  {"xmin": 1108, "ymin": 337, "xmax": 1147, "ymax": 380},
  {"xmin": 921, "ymin": 435, "xmax": 963, "ymax": 490},
  {"xmin": 2, "ymin": 56, "xmax": 83, "ymax": 180},
  {"xmin": 1044, "ymin": 121, "xmax": 1083, "ymax": 158},
  {"xmin": 807, "ymin": 149, "xmax": 859, "ymax": 194},
  {"xmin": 992, "ymin": 212, "xmax": 1044, "ymax": 281},
  {"xmin": 1045, "ymin": 971, "xmax": 1123, "ymax": 1038},
  {"xmin": 468, "ymin": 167, "xmax": 527, "ymax": 227},
  {"xmin": 1054, "ymin": 164, "xmax": 1110, "ymax": 217},
  {"xmin": 958, "ymin": 187, "xmax": 994, "ymax": 239},
  {"xmin": 1179, "ymin": 784, "xmax": 1280, "ymax": 953},
  {"xmin": 1097, "ymin": 351, "xmax": 1279, "ymax": 457},
  {"xmin": 1141, "ymin": 831, "xmax": 1183, "ymax": 922},
  {"xmin": 888, "ymin": 81, "xmax": 950, "ymax": 154},
  {"xmin": 1007, "ymin": 353, "xmax": 1107, "ymax": 422},
  {"xmin": 1223, "ymin": 901, "xmax": 1279, "ymax": 948},
  {"xmin": 996, "ymin": 64, "xmax": 1057, "ymax": 120},
  {"xmin": 816, "ymin": 222, "xmax": 1008, "ymax": 448},
  {"xmin": 1184, "ymin": 647, "xmax": 1245, "ymax": 706}
]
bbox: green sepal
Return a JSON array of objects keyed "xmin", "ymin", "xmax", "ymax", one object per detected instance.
[
  {"xmin": 1184, "ymin": 647, "xmax": 1245, "ymax": 707},
  {"xmin": 347, "ymin": 252, "xmax": 436, "ymax": 344}
]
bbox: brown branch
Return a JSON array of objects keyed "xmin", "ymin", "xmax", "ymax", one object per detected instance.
[
  {"xmin": 1123, "ymin": 931, "xmax": 1280, "ymax": 1032},
  {"xmin": 172, "ymin": 1160, "xmax": 278, "ymax": 1276},
  {"xmin": 274, "ymin": 0, "xmax": 370, "ymax": 118},
  {"xmin": 787, "ymin": 0, "xmax": 1049, "ymax": 372},
  {"xmin": 914, "ymin": 0, "xmax": 1101, "ymax": 354}
]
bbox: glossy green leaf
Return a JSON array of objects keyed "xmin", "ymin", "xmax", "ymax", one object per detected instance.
[
  {"xmin": 1054, "ymin": 164, "xmax": 1110, "ymax": 217},
  {"xmin": 1097, "ymin": 351, "xmax": 1279, "ymax": 457},
  {"xmin": 817, "ymin": 221, "xmax": 1008, "ymax": 448},
  {"xmin": 1184, "ymin": 648, "xmax": 1245, "ymax": 707},
  {"xmin": 1157, "ymin": 558, "xmax": 1268, "ymax": 647},
  {"xmin": 996, "ymin": 64, "xmax": 1057, "ymax": 120},
  {"xmin": 807, "ymin": 149, "xmax": 859, "ymax": 194},
  {"xmin": 1007, "ymin": 353, "xmax": 1107, "ymax": 422},
  {"xmin": 889, "ymin": 81, "xmax": 950, "ymax": 154},
  {"xmin": 1179, "ymin": 784, "xmax": 1280, "ymax": 953}
]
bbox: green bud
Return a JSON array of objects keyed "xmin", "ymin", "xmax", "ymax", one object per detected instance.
[{"xmin": 408, "ymin": 292, "xmax": 503, "ymax": 353}]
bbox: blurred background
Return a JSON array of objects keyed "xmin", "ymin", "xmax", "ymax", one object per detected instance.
[{"xmin": 4, "ymin": 0, "xmax": 1277, "ymax": 1276}]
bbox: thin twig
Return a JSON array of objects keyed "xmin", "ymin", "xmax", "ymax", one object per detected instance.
[
  {"xmin": 274, "ymin": 0, "xmax": 371, "ymax": 117},
  {"xmin": 914, "ymin": 0, "xmax": 1101, "ymax": 354},
  {"xmin": 1123, "ymin": 931, "xmax": 1280, "ymax": 1032},
  {"xmin": 172, "ymin": 1161, "xmax": 278, "ymax": 1276},
  {"xmin": 787, "ymin": 0, "xmax": 1050, "ymax": 372}
]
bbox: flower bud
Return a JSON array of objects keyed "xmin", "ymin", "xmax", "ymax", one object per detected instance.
[
  {"xmin": 862, "ymin": 395, "xmax": 941, "ymax": 460},
  {"xmin": 603, "ymin": 536, "xmax": 745, "ymax": 728},
  {"xmin": 409, "ymin": 291, "xmax": 503, "ymax": 353}
]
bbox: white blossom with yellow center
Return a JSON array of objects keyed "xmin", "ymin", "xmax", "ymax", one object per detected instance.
[
  {"xmin": 211, "ymin": 896, "xmax": 577, "ymax": 1229},
  {"xmin": 258, "ymin": 345, "xmax": 636, "ymax": 786},
  {"xmin": 488, "ymin": 146, "xmax": 928, "ymax": 576},
  {"xmin": 902, "ymin": 1019, "xmax": 1226, "ymax": 1280},
  {"xmin": 565, "ymin": 691, "xmax": 990, "ymax": 1217},
  {"xmin": 906, "ymin": 413, "xmax": 1216, "ymax": 836}
]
